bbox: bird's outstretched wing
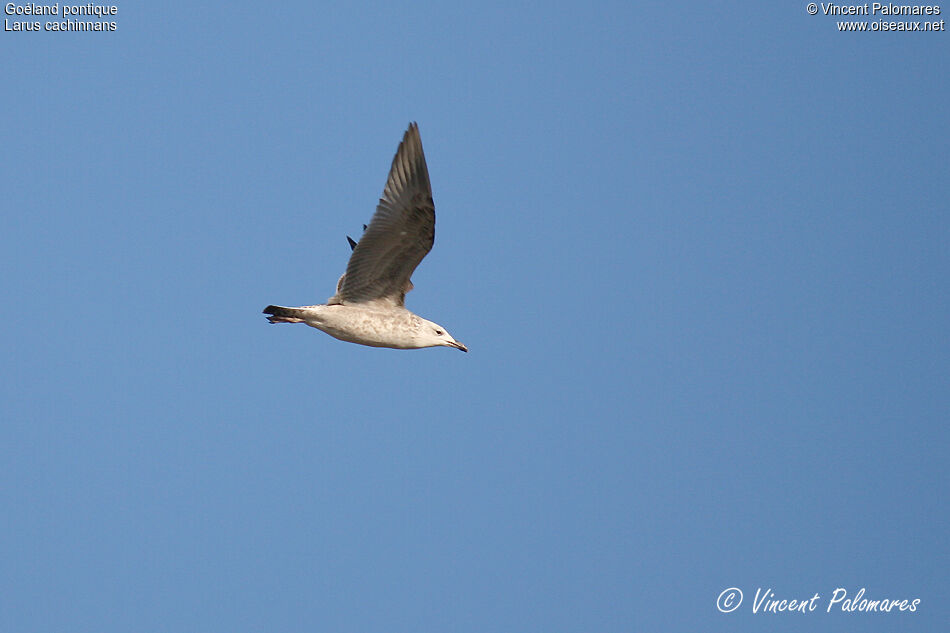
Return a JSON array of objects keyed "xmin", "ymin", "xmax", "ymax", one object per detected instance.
[{"xmin": 330, "ymin": 123, "xmax": 434, "ymax": 308}]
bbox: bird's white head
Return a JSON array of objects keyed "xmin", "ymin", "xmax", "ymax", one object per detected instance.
[{"xmin": 419, "ymin": 319, "xmax": 467, "ymax": 352}]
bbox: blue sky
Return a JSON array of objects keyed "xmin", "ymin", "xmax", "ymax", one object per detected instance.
[{"xmin": 1, "ymin": 3, "xmax": 947, "ymax": 632}]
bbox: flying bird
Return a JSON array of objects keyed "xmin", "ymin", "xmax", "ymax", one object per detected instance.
[{"xmin": 263, "ymin": 123, "xmax": 467, "ymax": 352}]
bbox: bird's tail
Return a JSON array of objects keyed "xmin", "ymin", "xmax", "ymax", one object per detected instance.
[{"xmin": 263, "ymin": 305, "xmax": 306, "ymax": 324}]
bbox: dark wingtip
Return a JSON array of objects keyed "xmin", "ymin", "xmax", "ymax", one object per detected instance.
[
  {"xmin": 405, "ymin": 122, "xmax": 422, "ymax": 146},
  {"xmin": 347, "ymin": 235, "xmax": 358, "ymax": 250},
  {"xmin": 263, "ymin": 305, "xmax": 277, "ymax": 315}
]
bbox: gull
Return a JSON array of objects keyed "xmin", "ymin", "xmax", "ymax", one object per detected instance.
[{"xmin": 263, "ymin": 123, "xmax": 467, "ymax": 352}]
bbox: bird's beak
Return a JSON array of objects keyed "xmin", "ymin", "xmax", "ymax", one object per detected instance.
[{"xmin": 450, "ymin": 341, "xmax": 468, "ymax": 353}]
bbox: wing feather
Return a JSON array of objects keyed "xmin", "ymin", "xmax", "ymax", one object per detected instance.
[{"xmin": 332, "ymin": 122, "xmax": 435, "ymax": 307}]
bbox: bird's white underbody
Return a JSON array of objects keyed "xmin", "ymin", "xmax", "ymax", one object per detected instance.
[{"xmin": 268, "ymin": 304, "xmax": 467, "ymax": 351}]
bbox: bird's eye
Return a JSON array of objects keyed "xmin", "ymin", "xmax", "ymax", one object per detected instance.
[{"xmin": 434, "ymin": 329, "xmax": 443, "ymax": 335}]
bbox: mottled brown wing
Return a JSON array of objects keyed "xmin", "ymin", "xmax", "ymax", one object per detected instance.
[{"xmin": 334, "ymin": 122, "xmax": 435, "ymax": 307}]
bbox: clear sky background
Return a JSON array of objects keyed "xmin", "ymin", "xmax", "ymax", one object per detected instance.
[{"xmin": 1, "ymin": 3, "xmax": 947, "ymax": 632}]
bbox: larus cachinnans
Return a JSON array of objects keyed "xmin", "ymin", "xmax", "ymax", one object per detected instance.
[{"xmin": 263, "ymin": 123, "xmax": 467, "ymax": 352}]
